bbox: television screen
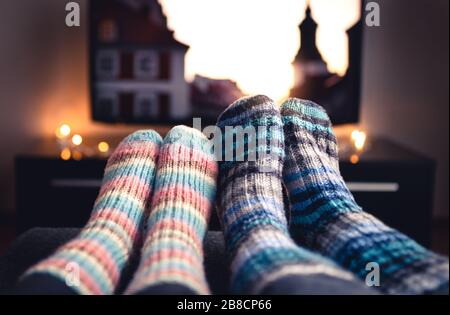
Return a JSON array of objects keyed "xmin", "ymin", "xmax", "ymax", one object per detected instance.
[{"xmin": 90, "ymin": 0, "xmax": 363, "ymax": 126}]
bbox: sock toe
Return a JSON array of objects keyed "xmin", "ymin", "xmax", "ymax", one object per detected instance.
[
  {"xmin": 122, "ymin": 130, "xmax": 163, "ymax": 145},
  {"xmin": 163, "ymin": 125, "xmax": 213, "ymax": 156},
  {"xmin": 281, "ymin": 98, "xmax": 330, "ymax": 122},
  {"xmin": 281, "ymin": 98, "xmax": 338, "ymax": 160},
  {"xmin": 217, "ymin": 95, "xmax": 284, "ymax": 179},
  {"xmin": 217, "ymin": 95, "xmax": 280, "ymax": 127},
  {"xmin": 281, "ymin": 98, "xmax": 333, "ymax": 133}
]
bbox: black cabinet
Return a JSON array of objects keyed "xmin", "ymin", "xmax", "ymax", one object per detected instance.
[
  {"xmin": 15, "ymin": 138, "xmax": 435, "ymax": 248},
  {"xmin": 16, "ymin": 158, "xmax": 107, "ymax": 232}
]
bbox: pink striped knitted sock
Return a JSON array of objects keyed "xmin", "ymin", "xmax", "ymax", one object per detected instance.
[
  {"xmin": 19, "ymin": 130, "xmax": 162, "ymax": 295},
  {"xmin": 125, "ymin": 126, "xmax": 217, "ymax": 295}
]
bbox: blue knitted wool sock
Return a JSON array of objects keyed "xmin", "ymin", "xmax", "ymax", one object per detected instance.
[
  {"xmin": 281, "ymin": 98, "xmax": 449, "ymax": 295},
  {"xmin": 216, "ymin": 95, "xmax": 372, "ymax": 295}
]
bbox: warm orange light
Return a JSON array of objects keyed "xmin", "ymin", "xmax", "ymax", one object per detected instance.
[
  {"xmin": 56, "ymin": 124, "xmax": 71, "ymax": 139},
  {"xmin": 72, "ymin": 150, "xmax": 83, "ymax": 161},
  {"xmin": 355, "ymin": 133, "xmax": 366, "ymax": 151},
  {"xmin": 351, "ymin": 130, "xmax": 366, "ymax": 151},
  {"xmin": 98, "ymin": 141, "xmax": 110, "ymax": 153},
  {"xmin": 351, "ymin": 130, "xmax": 360, "ymax": 141},
  {"xmin": 72, "ymin": 134, "xmax": 83, "ymax": 146},
  {"xmin": 350, "ymin": 154, "xmax": 360, "ymax": 164},
  {"xmin": 60, "ymin": 148, "xmax": 71, "ymax": 161}
]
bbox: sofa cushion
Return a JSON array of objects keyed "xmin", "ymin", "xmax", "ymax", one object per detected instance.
[{"xmin": 0, "ymin": 228, "xmax": 230, "ymax": 295}]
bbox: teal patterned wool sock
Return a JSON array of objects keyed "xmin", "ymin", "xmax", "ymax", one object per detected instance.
[
  {"xmin": 216, "ymin": 95, "xmax": 370, "ymax": 295},
  {"xmin": 281, "ymin": 98, "xmax": 449, "ymax": 294}
]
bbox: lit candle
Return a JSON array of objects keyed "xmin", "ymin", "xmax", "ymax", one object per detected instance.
[
  {"xmin": 56, "ymin": 124, "xmax": 71, "ymax": 139},
  {"xmin": 98, "ymin": 141, "xmax": 110, "ymax": 154},
  {"xmin": 60, "ymin": 148, "xmax": 71, "ymax": 161},
  {"xmin": 350, "ymin": 154, "xmax": 360, "ymax": 164},
  {"xmin": 72, "ymin": 134, "xmax": 83, "ymax": 146},
  {"xmin": 351, "ymin": 130, "xmax": 367, "ymax": 151}
]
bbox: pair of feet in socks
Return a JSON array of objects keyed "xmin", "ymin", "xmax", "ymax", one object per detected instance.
[
  {"xmin": 17, "ymin": 96, "xmax": 448, "ymax": 295},
  {"xmin": 19, "ymin": 126, "xmax": 217, "ymax": 295},
  {"xmin": 216, "ymin": 95, "xmax": 448, "ymax": 295}
]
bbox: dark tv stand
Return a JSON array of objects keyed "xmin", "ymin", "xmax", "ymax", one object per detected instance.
[
  {"xmin": 15, "ymin": 137, "xmax": 435, "ymax": 247},
  {"xmin": 338, "ymin": 138, "xmax": 435, "ymax": 247}
]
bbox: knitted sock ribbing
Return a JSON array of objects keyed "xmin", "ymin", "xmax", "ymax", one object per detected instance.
[
  {"xmin": 125, "ymin": 126, "xmax": 217, "ymax": 295},
  {"xmin": 281, "ymin": 98, "xmax": 449, "ymax": 295},
  {"xmin": 19, "ymin": 130, "xmax": 162, "ymax": 295},
  {"xmin": 216, "ymin": 95, "xmax": 369, "ymax": 295}
]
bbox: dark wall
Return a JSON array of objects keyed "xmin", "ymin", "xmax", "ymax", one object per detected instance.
[{"xmin": 361, "ymin": 0, "xmax": 449, "ymax": 217}]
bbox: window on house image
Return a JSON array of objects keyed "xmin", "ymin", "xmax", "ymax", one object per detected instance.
[
  {"xmin": 134, "ymin": 93, "xmax": 159, "ymax": 119},
  {"xmin": 98, "ymin": 19, "xmax": 118, "ymax": 43},
  {"xmin": 134, "ymin": 51, "xmax": 160, "ymax": 80},
  {"xmin": 96, "ymin": 93, "xmax": 119, "ymax": 119},
  {"xmin": 96, "ymin": 50, "xmax": 119, "ymax": 79}
]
